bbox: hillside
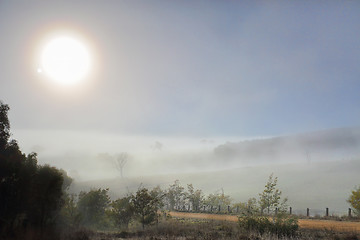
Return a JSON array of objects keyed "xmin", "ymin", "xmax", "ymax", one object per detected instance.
[
  {"xmin": 71, "ymin": 157, "xmax": 360, "ymax": 215},
  {"xmin": 214, "ymin": 127, "xmax": 360, "ymax": 163}
]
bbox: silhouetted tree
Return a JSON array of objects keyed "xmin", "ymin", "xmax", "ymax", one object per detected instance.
[
  {"xmin": 0, "ymin": 102, "xmax": 10, "ymax": 148},
  {"xmin": 30, "ymin": 165, "xmax": 64, "ymax": 235},
  {"xmin": 60, "ymin": 193, "xmax": 81, "ymax": 228},
  {"xmin": 114, "ymin": 152, "xmax": 128, "ymax": 178},
  {"xmin": 0, "ymin": 101, "xmax": 67, "ymax": 239}
]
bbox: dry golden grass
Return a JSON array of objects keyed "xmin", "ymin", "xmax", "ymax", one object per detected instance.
[
  {"xmin": 169, "ymin": 211, "xmax": 360, "ymax": 233},
  {"xmin": 298, "ymin": 218, "xmax": 360, "ymax": 232}
]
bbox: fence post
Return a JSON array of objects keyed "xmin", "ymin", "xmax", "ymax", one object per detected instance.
[
  {"xmin": 289, "ymin": 207, "xmax": 292, "ymax": 215},
  {"xmin": 326, "ymin": 208, "xmax": 329, "ymax": 217},
  {"xmin": 307, "ymin": 208, "xmax": 309, "ymax": 217},
  {"xmin": 349, "ymin": 208, "xmax": 352, "ymax": 217}
]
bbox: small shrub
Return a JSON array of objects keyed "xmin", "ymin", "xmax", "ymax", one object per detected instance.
[
  {"xmin": 238, "ymin": 214, "xmax": 298, "ymax": 237},
  {"xmin": 271, "ymin": 215, "xmax": 299, "ymax": 237}
]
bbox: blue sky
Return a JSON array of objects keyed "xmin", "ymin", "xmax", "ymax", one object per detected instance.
[{"xmin": 1, "ymin": 0, "xmax": 360, "ymax": 138}]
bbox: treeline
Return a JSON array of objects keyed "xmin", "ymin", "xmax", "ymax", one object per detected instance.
[
  {"xmin": 63, "ymin": 187, "xmax": 163, "ymax": 230},
  {"xmin": 0, "ymin": 102, "xmax": 73, "ymax": 239},
  {"xmin": 1, "ymin": 101, "xmax": 359, "ymax": 239},
  {"xmin": 0, "ymin": 101, "xmax": 290, "ymax": 239},
  {"xmin": 62, "ymin": 174, "xmax": 288, "ymax": 231}
]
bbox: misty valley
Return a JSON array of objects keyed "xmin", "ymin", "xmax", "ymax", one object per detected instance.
[
  {"xmin": 1, "ymin": 101, "xmax": 360, "ymax": 240},
  {"xmin": 1, "ymin": 1, "xmax": 360, "ymax": 239}
]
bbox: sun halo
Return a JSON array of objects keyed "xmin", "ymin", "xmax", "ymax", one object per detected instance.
[{"xmin": 40, "ymin": 36, "xmax": 92, "ymax": 86}]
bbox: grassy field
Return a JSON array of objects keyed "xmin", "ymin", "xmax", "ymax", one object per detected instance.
[
  {"xmin": 82, "ymin": 218, "xmax": 360, "ymax": 240},
  {"xmin": 169, "ymin": 211, "xmax": 360, "ymax": 233},
  {"xmin": 63, "ymin": 212, "xmax": 360, "ymax": 240}
]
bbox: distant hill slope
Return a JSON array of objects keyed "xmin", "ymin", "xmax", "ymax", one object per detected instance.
[
  {"xmin": 71, "ymin": 157, "xmax": 360, "ymax": 215},
  {"xmin": 69, "ymin": 127, "xmax": 360, "ymax": 215},
  {"xmin": 214, "ymin": 127, "xmax": 360, "ymax": 163}
]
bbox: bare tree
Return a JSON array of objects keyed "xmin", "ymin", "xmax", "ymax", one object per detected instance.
[{"xmin": 114, "ymin": 152, "xmax": 128, "ymax": 178}]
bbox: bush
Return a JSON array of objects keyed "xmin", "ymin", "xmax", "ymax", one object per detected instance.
[
  {"xmin": 238, "ymin": 214, "xmax": 298, "ymax": 237},
  {"xmin": 348, "ymin": 186, "xmax": 360, "ymax": 217},
  {"xmin": 271, "ymin": 215, "xmax": 299, "ymax": 237}
]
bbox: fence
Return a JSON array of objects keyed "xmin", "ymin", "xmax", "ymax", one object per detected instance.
[{"xmin": 169, "ymin": 205, "xmax": 355, "ymax": 218}]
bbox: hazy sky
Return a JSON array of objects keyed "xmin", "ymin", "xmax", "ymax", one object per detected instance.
[
  {"xmin": 1, "ymin": 1, "xmax": 360, "ymax": 178},
  {"xmin": 1, "ymin": 1, "xmax": 359, "ymax": 136}
]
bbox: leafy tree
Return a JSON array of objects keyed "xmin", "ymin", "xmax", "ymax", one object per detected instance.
[
  {"xmin": 77, "ymin": 188, "xmax": 110, "ymax": 228},
  {"xmin": 234, "ymin": 197, "xmax": 259, "ymax": 216},
  {"xmin": 205, "ymin": 190, "xmax": 232, "ymax": 212},
  {"xmin": 0, "ymin": 101, "xmax": 67, "ymax": 238},
  {"xmin": 59, "ymin": 169, "xmax": 73, "ymax": 192},
  {"xmin": 150, "ymin": 186, "xmax": 166, "ymax": 223},
  {"xmin": 186, "ymin": 184, "xmax": 204, "ymax": 211},
  {"xmin": 259, "ymin": 174, "xmax": 288, "ymax": 215},
  {"xmin": 150, "ymin": 186, "xmax": 165, "ymax": 207},
  {"xmin": 0, "ymin": 140, "xmax": 30, "ymax": 235},
  {"xmin": 348, "ymin": 186, "xmax": 360, "ymax": 216},
  {"xmin": 30, "ymin": 165, "xmax": 65, "ymax": 234},
  {"xmin": 0, "ymin": 102, "xmax": 10, "ymax": 148},
  {"xmin": 166, "ymin": 180, "xmax": 185, "ymax": 210},
  {"xmin": 131, "ymin": 187, "xmax": 161, "ymax": 229},
  {"xmin": 109, "ymin": 196, "xmax": 134, "ymax": 229}
]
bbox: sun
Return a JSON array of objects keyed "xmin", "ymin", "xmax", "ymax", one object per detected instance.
[{"xmin": 40, "ymin": 36, "xmax": 91, "ymax": 85}]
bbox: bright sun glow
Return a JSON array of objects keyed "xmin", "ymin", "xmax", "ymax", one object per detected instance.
[{"xmin": 41, "ymin": 37, "xmax": 91, "ymax": 85}]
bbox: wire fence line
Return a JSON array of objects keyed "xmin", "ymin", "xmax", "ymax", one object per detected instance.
[{"xmin": 167, "ymin": 205, "xmax": 355, "ymax": 218}]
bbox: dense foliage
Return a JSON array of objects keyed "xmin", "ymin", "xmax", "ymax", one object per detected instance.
[
  {"xmin": 108, "ymin": 196, "xmax": 133, "ymax": 229},
  {"xmin": 131, "ymin": 187, "xmax": 162, "ymax": 229},
  {"xmin": 0, "ymin": 101, "xmax": 69, "ymax": 239}
]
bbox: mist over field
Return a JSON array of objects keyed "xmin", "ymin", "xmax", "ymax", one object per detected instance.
[
  {"xmin": 12, "ymin": 126, "xmax": 360, "ymax": 214},
  {"xmin": 1, "ymin": 3, "xmax": 360, "ymax": 237}
]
